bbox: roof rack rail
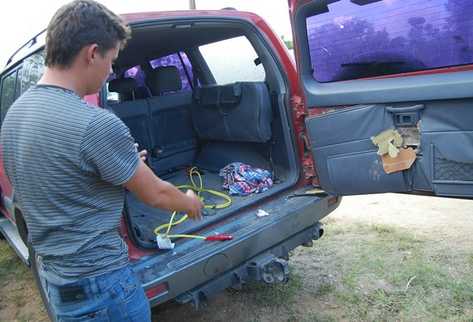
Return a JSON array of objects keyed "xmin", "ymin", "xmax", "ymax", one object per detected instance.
[{"xmin": 5, "ymin": 28, "xmax": 47, "ymax": 67}]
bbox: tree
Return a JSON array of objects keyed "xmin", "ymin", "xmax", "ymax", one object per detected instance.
[{"xmin": 281, "ymin": 35, "xmax": 293, "ymax": 50}]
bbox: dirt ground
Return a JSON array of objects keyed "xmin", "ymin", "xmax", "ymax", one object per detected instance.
[{"xmin": 1, "ymin": 193, "xmax": 472, "ymax": 322}]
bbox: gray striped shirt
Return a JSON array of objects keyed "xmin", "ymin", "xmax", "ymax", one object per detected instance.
[{"xmin": 0, "ymin": 85, "xmax": 139, "ymax": 283}]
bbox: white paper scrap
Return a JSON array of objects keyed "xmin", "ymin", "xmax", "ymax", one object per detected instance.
[
  {"xmin": 256, "ymin": 209, "xmax": 270, "ymax": 217},
  {"xmin": 156, "ymin": 235, "xmax": 175, "ymax": 249}
]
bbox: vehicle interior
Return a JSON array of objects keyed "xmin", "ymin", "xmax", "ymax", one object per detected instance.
[{"xmin": 105, "ymin": 19, "xmax": 299, "ymax": 248}]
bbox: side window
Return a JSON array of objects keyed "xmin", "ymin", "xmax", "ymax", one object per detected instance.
[
  {"xmin": 105, "ymin": 68, "xmax": 144, "ymax": 104},
  {"xmin": 106, "ymin": 52, "xmax": 194, "ymax": 103},
  {"xmin": 306, "ymin": 0, "xmax": 473, "ymax": 82},
  {"xmin": 199, "ymin": 36, "xmax": 265, "ymax": 85},
  {"xmin": 149, "ymin": 52, "xmax": 194, "ymax": 91},
  {"xmin": 0, "ymin": 70, "xmax": 18, "ymax": 123},
  {"xmin": 18, "ymin": 51, "xmax": 45, "ymax": 95},
  {"xmin": 105, "ymin": 74, "xmax": 119, "ymax": 104},
  {"xmin": 124, "ymin": 65, "xmax": 145, "ymax": 87}
]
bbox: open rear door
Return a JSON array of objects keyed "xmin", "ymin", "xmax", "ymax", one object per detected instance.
[{"xmin": 289, "ymin": 0, "xmax": 473, "ymax": 198}]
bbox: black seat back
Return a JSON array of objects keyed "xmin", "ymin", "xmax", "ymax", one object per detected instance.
[
  {"xmin": 192, "ymin": 82, "xmax": 272, "ymax": 143},
  {"xmin": 108, "ymin": 78, "xmax": 152, "ymax": 151},
  {"xmin": 146, "ymin": 67, "xmax": 197, "ymax": 175}
]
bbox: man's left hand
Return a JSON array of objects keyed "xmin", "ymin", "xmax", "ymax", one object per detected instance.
[{"xmin": 134, "ymin": 143, "xmax": 147, "ymax": 162}]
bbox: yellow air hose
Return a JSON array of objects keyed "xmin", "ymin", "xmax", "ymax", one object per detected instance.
[{"xmin": 154, "ymin": 167, "xmax": 232, "ymax": 240}]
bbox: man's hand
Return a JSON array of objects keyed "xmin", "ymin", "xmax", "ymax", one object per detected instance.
[
  {"xmin": 139, "ymin": 149, "xmax": 147, "ymax": 162},
  {"xmin": 185, "ymin": 190, "xmax": 204, "ymax": 220},
  {"xmin": 124, "ymin": 160, "xmax": 204, "ymax": 220},
  {"xmin": 134, "ymin": 143, "xmax": 147, "ymax": 162}
]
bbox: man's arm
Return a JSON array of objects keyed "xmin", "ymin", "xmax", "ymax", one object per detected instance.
[
  {"xmin": 79, "ymin": 112, "xmax": 202, "ymax": 218},
  {"xmin": 124, "ymin": 159, "xmax": 203, "ymax": 220}
]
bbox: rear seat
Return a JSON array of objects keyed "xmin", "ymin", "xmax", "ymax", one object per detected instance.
[
  {"xmin": 192, "ymin": 82, "xmax": 273, "ymax": 172},
  {"xmin": 146, "ymin": 66, "xmax": 197, "ymax": 175},
  {"xmin": 109, "ymin": 74, "xmax": 273, "ymax": 176},
  {"xmin": 191, "ymin": 82, "xmax": 272, "ymax": 143},
  {"xmin": 108, "ymin": 78, "xmax": 153, "ymax": 151},
  {"xmin": 109, "ymin": 71, "xmax": 197, "ymax": 175}
]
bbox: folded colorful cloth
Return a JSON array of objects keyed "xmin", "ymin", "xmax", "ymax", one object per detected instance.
[{"xmin": 219, "ymin": 162, "xmax": 273, "ymax": 196}]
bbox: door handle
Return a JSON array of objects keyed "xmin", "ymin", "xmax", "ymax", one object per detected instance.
[{"xmin": 386, "ymin": 104, "xmax": 424, "ymax": 113}]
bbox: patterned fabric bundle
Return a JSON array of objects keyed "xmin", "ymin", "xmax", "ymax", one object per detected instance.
[{"xmin": 219, "ymin": 162, "xmax": 273, "ymax": 196}]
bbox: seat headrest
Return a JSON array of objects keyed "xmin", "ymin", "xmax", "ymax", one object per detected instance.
[
  {"xmin": 147, "ymin": 66, "xmax": 182, "ymax": 96},
  {"xmin": 108, "ymin": 78, "xmax": 138, "ymax": 94}
]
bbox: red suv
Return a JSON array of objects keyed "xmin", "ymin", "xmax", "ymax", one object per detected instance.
[{"xmin": 0, "ymin": 0, "xmax": 472, "ymax": 318}]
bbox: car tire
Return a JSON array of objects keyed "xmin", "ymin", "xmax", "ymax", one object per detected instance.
[{"xmin": 29, "ymin": 243, "xmax": 56, "ymax": 322}]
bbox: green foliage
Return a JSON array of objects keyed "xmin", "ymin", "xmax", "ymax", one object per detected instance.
[{"xmin": 281, "ymin": 35, "xmax": 293, "ymax": 50}]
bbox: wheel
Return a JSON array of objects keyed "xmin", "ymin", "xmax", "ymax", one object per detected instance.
[{"xmin": 29, "ymin": 243, "xmax": 56, "ymax": 322}]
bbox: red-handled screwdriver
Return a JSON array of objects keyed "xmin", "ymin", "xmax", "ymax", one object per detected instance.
[{"xmin": 205, "ymin": 234, "xmax": 233, "ymax": 241}]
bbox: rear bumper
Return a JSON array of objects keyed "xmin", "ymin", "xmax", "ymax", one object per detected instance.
[{"xmin": 130, "ymin": 191, "xmax": 341, "ymax": 307}]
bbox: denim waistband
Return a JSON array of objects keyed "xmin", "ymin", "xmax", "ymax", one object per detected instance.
[{"xmin": 48, "ymin": 264, "xmax": 132, "ymax": 296}]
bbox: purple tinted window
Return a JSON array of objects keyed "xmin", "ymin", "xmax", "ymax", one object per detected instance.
[
  {"xmin": 150, "ymin": 52, "xmax": 194, "ymax": 91},
  {"xmin": 122, "ymin": 52, "xmax": 194, "ymax": 93},
  {"xmin": 124, "ymin": 66, "xmax": 146, "ymax": 87},
  {"xmin": 306, "ymin": 0, "xmax": 473, "ymax": 82}
]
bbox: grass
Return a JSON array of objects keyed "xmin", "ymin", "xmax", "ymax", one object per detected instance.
[
  {"xmin": 312, "ymin": 222, "xmax": 473, "ymax": 322},
  {"xmin": 0, "ymin": 242, "xmax": 29, "ymax": 281},
  {"xmin": 0, "ymin": 241, "xmax": 48, "ymax": 322},
  {"xmin": 216, "ymin": 221, "xmax": 473, "ymax": 321},
  {"xmin": 236, "ymin": 270, "xmax": 303, "ymax": 308}
]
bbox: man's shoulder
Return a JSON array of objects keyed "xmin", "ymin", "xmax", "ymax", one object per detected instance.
[
  {"xmin": 21, "ymin": 85, "xmax": 80, "ymax": 102},
  {"xmin": 10, "ymin": 85, "xmax": 89, "ymax": 115},
  {"xmin": 86, "ymin": 108, "xmax": 126, "ymax": 132},
  {"xmin": 80, "ymin": 108, "xmax": 131, "ymax": 151}
]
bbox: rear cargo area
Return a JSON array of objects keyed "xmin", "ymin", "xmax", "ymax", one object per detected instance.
[
  {"xmin": 126, "ymin": 166, "xmax": 280, "ymax": 247},
  {"xmin": 114, "ymin": 80, "xmax": 295, "ymax": 248},
  {"xmin": 107, "ymin": 20, "xmax": 298, "ymax": 248}
]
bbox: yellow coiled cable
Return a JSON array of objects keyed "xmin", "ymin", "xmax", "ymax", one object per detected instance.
[{"xmin": 154, "ymin": 167, "xmax": 232, "ymax": 239}]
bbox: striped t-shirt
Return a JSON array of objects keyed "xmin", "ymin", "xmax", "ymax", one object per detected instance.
[{"xmin": 0, "ymin": 85, "xmax": 139, "ymax": 283}]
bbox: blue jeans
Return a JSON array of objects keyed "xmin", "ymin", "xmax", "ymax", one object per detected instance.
[{"xmin": 44, "ymin": 265, "xmax": 151, "ymax": 322}]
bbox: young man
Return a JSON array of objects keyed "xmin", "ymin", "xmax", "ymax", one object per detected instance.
[{"xmin": 0, "ymin": 1, "xmax": 203, "ymax": 321}]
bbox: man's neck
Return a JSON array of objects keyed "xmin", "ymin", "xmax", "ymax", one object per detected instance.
[{"xmin": 38, "ymin": 66, "xmax": 87, "ymax": 98}]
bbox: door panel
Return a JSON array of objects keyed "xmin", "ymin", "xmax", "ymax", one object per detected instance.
[
  {"xmin": 290, "ymin": 0, "xmax": 473, "ymax": 198},
  {"xmin": 419, "ymin": 99, "xmax": 473, "ymax": 197},
  {"xmin": 306, "ymin": 104, "xmax": 409, "ymax": 195},
  {"xmin": 306, "ymin": 99, "xmax": 473, "ymax": 197}
]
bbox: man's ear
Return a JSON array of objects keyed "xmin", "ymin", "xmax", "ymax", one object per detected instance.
[{"xmin": 85, "ymin": 44, "xmax": 100, "ymax": 65}]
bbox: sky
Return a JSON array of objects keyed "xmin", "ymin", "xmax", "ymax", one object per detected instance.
[{"xmin": 0, "ymin": 0, "xmax": 293, "ymax": 67}]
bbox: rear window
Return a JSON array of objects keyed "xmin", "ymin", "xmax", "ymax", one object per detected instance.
[{"xmin": 306, "ymin": 0, "xmax": 473, "ymax": 82}]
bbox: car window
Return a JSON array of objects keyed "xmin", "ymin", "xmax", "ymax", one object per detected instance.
[
  {"xmin": 18, "ymin": 51, "xmax": 45, "ymax": 95},
  {"xmin": 123, "ymin": 52, "xmax": 193, "ymax": 92},
  {"xmin": 306, "ymin": 0, "xmax": 473, "ymax": 82},
  {"xmin": 0, "ymin": 70, "xmax": 18, "ymax": 123},
  {"xmin": 149, "ymin": 52, "xmax": 194, "ymax": 91},
  {"xmin": 107, "ymin": 52, "xmax": 194, "ymax": 103},
  {"xmin": 199, "ymin": 36, "xmax": 265, "ymax": 85},
  {"xmin": 123, "ymin": 65, "xmax": 146, "ymax": 87}
]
